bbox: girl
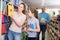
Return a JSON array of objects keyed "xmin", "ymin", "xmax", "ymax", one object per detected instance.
[
  {"xmin": 8, "ymin": 3, "xmax": 26, "ymax": 40},
  {"xmin": 25, "ymin": 9, "xmax": 40, "ymax": 40}
]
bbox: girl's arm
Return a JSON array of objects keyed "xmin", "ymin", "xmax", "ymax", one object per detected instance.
[
  {"xmin": 33, "ymin": 23, "xmax": 40, "ymax": 32},
  {"xmin": 27, "ymin": 20, "xmax": 40, "ymax": 32}
]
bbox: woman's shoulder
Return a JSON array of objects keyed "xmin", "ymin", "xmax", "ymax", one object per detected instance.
[
  {"xmin": 23, "ymin": 14, "xmax": 26, "ymax": 18},
  {"xmin": 22, "ymin": 14, "xmax": 26, "ymax": 20}
]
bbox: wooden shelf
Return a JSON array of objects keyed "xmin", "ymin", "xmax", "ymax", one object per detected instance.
[
  {"xmin": 47, "ymin": 19, "xmax": 60, "ymax": 40},
  {"xmin": 49, "ymin": 24, "xmax": 59, "ymax": 36},
  {"xmin": 52, "ymin": 27, "xmax": 59, "ymax": 37}
]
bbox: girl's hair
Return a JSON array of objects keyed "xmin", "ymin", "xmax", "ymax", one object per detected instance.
[
  {"xmin": 18, "ymin": 3, "xmax": 26, "ymax": 14},
  {"xmin": 30, "ymin": 9, "xmax": 38, "ymax": 19}
]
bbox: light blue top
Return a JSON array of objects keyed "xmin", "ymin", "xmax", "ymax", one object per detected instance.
[
  {"xmin": 27, "ymin": 18, "xmax": 39, "ymax": 37},
  {"xmin": 38, "ymin": 12, "xmax": 50, "ymax": 24}
]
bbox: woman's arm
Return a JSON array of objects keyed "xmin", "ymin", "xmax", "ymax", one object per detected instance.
[{"xmin": 11, "ymin": 15, "xmax": 26, "ymax": 27}]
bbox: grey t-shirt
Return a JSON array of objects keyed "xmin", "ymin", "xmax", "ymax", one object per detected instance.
[{"xmin": 27, "ymin": 18, "xmax": 39, "ymax": 37}]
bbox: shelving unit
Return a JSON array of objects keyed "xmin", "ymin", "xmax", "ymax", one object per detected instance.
[{"xmin": 47, "ymin": 19, "xmax": 60, "ymax": 40}]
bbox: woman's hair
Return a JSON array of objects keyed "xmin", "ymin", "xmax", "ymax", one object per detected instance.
[
  {"xmin": 30, "ymin": 9, "xmax": 38, "ymax": 19},
  {"xmin": 18, "ymin": 3, "xmax": 26, "ymax": 14}
]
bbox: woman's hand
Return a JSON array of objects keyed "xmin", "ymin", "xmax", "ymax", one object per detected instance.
[{"xmin": 10, "ymin": 15, "xmax": 13, "ymax": 19}]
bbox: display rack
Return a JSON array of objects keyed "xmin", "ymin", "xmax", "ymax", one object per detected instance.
[{"xmin": 47, "ymin": 19, "xmax": 60, "ymax": 40}]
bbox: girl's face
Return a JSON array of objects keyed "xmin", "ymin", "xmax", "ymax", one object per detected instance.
[
  {"xmin": 28, "ymin": 10, "xmax": 33, "ymax": 17},
  {"xmin": 18, "ymin": 4, "xmax": 24, "ymax": 12}
]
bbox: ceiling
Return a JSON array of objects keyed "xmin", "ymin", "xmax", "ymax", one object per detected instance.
[{"xmin": 22, "ymin": 0, "xmax": 60, "ymax": 9}]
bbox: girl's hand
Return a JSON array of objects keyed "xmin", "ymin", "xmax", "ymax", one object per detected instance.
[
  {"xmin": 27, "ymin": 27, "xmax": 31, "ymax": 32},
  {"xmin": 23, "ymin": 27, "xmax": 27, "ymax": 32}
]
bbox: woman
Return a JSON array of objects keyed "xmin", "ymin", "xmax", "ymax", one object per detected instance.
[
  {"xmin": 24, "ymin": 9, "xmax": 40, "ymax": 40},
  {"xmin": 8, "ymin": 3, "xmax": 26, "ymax": 40}
]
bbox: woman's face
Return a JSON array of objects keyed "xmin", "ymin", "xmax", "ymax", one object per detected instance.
[{"xmin": 18, "ymin": 4, "xmax": 24, "ymax": 12}]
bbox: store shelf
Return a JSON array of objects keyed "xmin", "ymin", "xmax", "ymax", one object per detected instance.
[{"xmin": 47, "ymin": 19, "xmax": 60, "ymax": 40}]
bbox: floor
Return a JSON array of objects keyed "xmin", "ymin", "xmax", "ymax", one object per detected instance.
[{"xmin": 39, "ymin": 30, "xmax": 48, "ymax": 40}]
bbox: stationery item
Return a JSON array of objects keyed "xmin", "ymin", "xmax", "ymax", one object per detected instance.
[
  {"xmin": 2, "ymin": 1, "xmax": 6, "ymax": 11},
  {"xmin": 22, "ymin": 32, "xmax": 28, "ymax": 40},
  {"xmin": 2, "ymin": 24, "xmax": 6, "ymax": 34},
  {"xmin": 14, "ymin": 0, "xmax": 21, "ymax": 5},
  {"xmin": 2, "ymin": 14, "xmax": 8, "ymax": 23},
  {"xmin": 40, "ymin": 18, "xmax": 46, "ymax": 23},
  {"xmin": 14, "ymin": 0, "xmax": 16, "ymax": 5},
  {"xmin": 2, "ymin": 14, "xmax": 4, "ymax": 22},
  {"xmin": 7, "ymin": 0, "xmax": 10, "ymax": 2},
  {"xmin": 7, "ymin": 4, "xmax": 14, "ymax": 16}
]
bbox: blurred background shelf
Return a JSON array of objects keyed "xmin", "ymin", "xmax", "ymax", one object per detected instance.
[{"xmin": 47, "ymin": 18, "xmax": 60, "ymax": 40}]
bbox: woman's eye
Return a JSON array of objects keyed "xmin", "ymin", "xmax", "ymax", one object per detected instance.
[{"xmin": 21, "ymin": 7, "xmax": 22, "ymax": 8}]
